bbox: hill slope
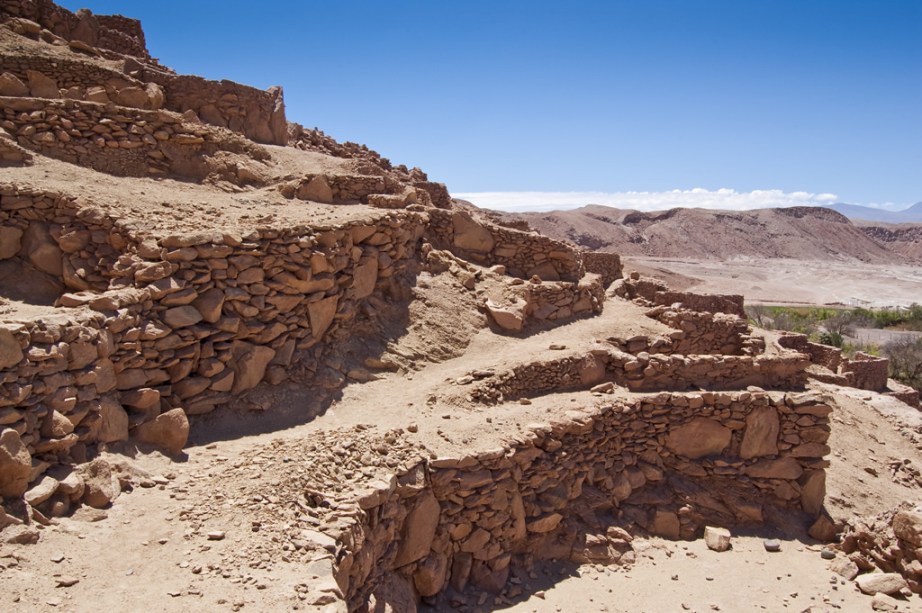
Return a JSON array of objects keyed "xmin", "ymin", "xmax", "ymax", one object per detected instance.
[{"xmin": 498, "ymin": 204, "xmax": 906, "ymax": 263}]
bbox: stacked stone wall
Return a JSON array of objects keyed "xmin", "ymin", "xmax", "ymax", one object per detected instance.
[
  {"xmin": 0, "ymin": 96, "xmax": 268, "ymax": 182},
  {"xmin": 0, "ymin": 0, "xmax": 148, "ymax": 58},
  {"xmin": 0, "ymin": 193, "xmax": 427, "ymax": 501},
  {"xmin": 582, "ymin": 251, "xmax": 622, "ymax": 286},
  {"xmin": 468, "ymin": 349, "xmax": 808, "ymax": 403},
  {"xmin": 139, "ymin": 69, "xmax": 288, "ymax": 146},
  {"xmin": 427, "ymin": 209, "xmax": 584, "ymax": 282},
  {"xmin": 779, "ymin": 334, "xmax": 890, "ymax": 392},
  {"xmin": 329, "ymin": 390, "xmax": 831, "ymax": 608}
]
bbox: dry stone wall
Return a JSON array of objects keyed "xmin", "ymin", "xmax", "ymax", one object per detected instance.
[
  {"xmin": 427, "ymin": 209, "xmax": 584, "ymax": 282},
  {"xmin": 0, "ymin": 96, "xmax": 268, "ymax": 182},
  {"xmin": 137, "ymin": 69, "xmax": 288, "ymax": 146},
  {"xmin": 1, "ymin": 192, "xmax": 427, "ymax": 504},
  {"xmin": 468, "ymin": 348, "xmax": 808, "ymax": 403},
  {"xmin": 0, "ymin": 0, "xmax": 149, "ymax": 58},
  {"xmin": 329, "ymin": 389, "xmax": 831, "ymax": 608},
  {"xmin": 779, "ymin": 334, "xmax": 890, "ymax": 392},
  {"xmin": 582, "ymin": 251, "xmax": 623, "ymax": 287}
]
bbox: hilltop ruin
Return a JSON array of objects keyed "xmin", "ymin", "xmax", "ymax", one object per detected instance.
[{"xmin": 1, "ymin": 3, "xmax": 921, "ymax": 612}]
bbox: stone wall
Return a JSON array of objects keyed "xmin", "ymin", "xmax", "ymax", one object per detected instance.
[
  {"xmin": 484, "ymin": 274, "xmax": 606, "ymax": 333},
  {"xmin": 468, "ymin": 348, "xmax": 808, "ymax": 403},
  {"xmin": 582, "ymin": 251, "xmax": 623, "ymax": 287},
  {"xmin": 138, "ymin": 69, "xmax": 288, "ymax": 146},
  {"xmin": 0, "ymin": 188, "xmax": 428, "ymax": 503},
  {"xmin": 0, "ymin": 96, "xmax": 268, "ymax": 183},
  {"xmin": 842, "ymin": 352, "xmax": 889, "ymax": 392},
  {"xmin": 427, "ymin": 209, "xmax": 584, "ymax": 282},
  {"xmin": 645, "ymin": 305, "xmax": 757, "ymax": 356},
  {"xmin": 0, "ymin": 53, "xmax": 161, "ymax": 108},
  {"xmin": 0, "ymin": 0, "xmax": 149, "ymax": 58},
  {"xmin": 779, "ymin": 334, "xmax": 889, "ymax": 392},
  {"xmin": 614, "ymin": 276, "xmax": 745, "ymax": 317},
  {"xmin": 329, "ymin": 389, "xmax": 831, "ymax": 608}
]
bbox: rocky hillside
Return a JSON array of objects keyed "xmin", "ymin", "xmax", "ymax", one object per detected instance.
[
  {"xmin": 496, "ymin": 204, "xmax": 911, "ymax": 263},
  {"xmin": 857, "ymin": 221, "xmax": 922, "ymax": 261}
]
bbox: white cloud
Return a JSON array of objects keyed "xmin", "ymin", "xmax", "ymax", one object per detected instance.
[{"xmin": 453, "ymin": 188, "xmax": 840, "ymax": 213}]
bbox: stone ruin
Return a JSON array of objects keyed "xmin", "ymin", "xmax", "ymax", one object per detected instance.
[{"xmin": 0, "ymin": 2, "xmax": 920, "ymax": 611}]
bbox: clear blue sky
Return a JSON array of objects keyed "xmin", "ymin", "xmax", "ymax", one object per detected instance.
[{"xmin": 59, "ymin": 1, "xmax": 921, "ymax": 207}]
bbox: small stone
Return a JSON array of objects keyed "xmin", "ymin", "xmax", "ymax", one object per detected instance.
[
  {"xmin": 704, "ymin": 526, "xmax": 731, "ymax": 552},
  {"xmin": 207, "ymin": 530, "xmax": 226, "ymax": 541},
  {"xmin": 55, "ymin": 576, "xmax": 79, "ymax": 588},
  {"xmin": 763, "ymin": 539, "xmax": 781, "ymax": 552},
  {"xmin": 871, "ymin": 593, "xmax": 900, "ymax": 611},
  {"xmin": 407, "ymin": 423, "xmax": 418, "ymax": 433},
  {"xmin": 820, "ymin": 547, "xmax": 836, "ymax": 560},
  {"xmin": 856, "ymin": 572, "xmax": 908, "ymax": 595},
  {"xmin": 51, "ymin": 553, "xmax": 65, "ymax": 563}
]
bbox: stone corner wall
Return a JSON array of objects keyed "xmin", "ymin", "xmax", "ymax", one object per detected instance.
[
  {"xmin": 843, "ymin": 352, "xmax": 889, "ymax": 392},
  {"xmin": 426, "ymin": 209, "xmax": 584, "ymax": 282},
  {"xmin": 582, "ymin": 251, "xmax": 622, "ymax": 286}
]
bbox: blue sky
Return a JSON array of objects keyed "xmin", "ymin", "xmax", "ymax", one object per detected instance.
[{"xmin": 59, "ymin": 1, "xmax": 921, "ymax": 211}]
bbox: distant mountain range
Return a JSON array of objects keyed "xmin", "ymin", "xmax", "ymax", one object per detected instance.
[
  {"xmin": 491, "ymin": 204, "xmax": 912, "ymax": 263},
  {"xmin": 822, "ymin": 202, "xmax": 922, "ymax": 223}
]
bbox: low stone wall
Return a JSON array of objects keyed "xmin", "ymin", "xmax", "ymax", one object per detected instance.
[
  {"xmin": 779, "ymin": 335, "xmax": 889, "ymax": 392},
  {"xmin": 582, "ymin": 251, "xmax": 622, "ymax": 287},
  {"xmin": 645, "ymin": 305, "xmax": 755, "ymax": 355},
  {"xmin": 484, "ymin": 274, "xmax": 606, "ymax": 333},
  {"xmin": 468, "ymin": 348, "xmax": 808, "ymax": 403},
  {"xmin": 0, "ymin": 96, "xmax": 268, "ymax": 182},
  {"xmin": 842, "ymin": 352, "xmax": 889, "ymax": 392},
  {"xmin": 331, "ymin": 390, "xmax": 831, "ymax": 609},
  {"xmin": 0, "ymin": 191, "xmax": 428, "ymax": 504},
  {"xmin": 0, "ymin": 1, "xmax": 149, "ymax": 58},
  {"xmin": 614, "ymin": 276, "xmax": 745, "ymax": 317},
  {"xmin": 138, "ymin": 69, "xmax": 288, "ymax": 146},
  {"xmin": 427, "ymin": 209, "xmax": 584, "ymax": 282}
]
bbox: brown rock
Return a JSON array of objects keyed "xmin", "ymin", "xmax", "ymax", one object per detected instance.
[
  {"xmin": 470, "ymin": 558, "xmax": 509, "ymax": 594},
  {"xmin": 297, "ymin": 176, "xmax": 333, "ymax": 203},
  {"xmin": 21, "ymin": 222, "xmax": 63, "ymax": 276},
  {"xmin": 24, "ymin": 475, "xmax": 59, "ymax": 507},
  {"xmin": 41, "ymin": 410, "xmax": 75, "ymax": 438},
  {"xmin": 0, "ymin": 428, "xmax": 32, "ymax": 497},
  {"xmin": 650, "ymin": 509, "xmax": 681, "ymax": 539},
  {"xmin": 0, "ymin": 72, "xmax": 29, "ymax": 97},
  {"xmin": 892, "ymin": 509, "xmax": 922, "ymax": 547},
  {"xmin": 0, "ymin": 327, "xmax": 24, "ymax": 369},
  {"xmin": 192, "ymin": 288, "xmax": 225, "ymax": 323},
  {"xmin": 97, "ymin": 396, "xmax": 129, "ymax": 443},
  {"xmin": 485, "ymin": 299, "xmax": 526, "ymax": 332},
  {"xmin": 134, "ymin": 408, "xmax": 189, "ymax": 454},
  {"xmin": 230, "ymin": 341, "xmax": 276, "ymax": 393},
  {"xmin": 351, "ymin": 258, "xmax": 378, "ymax": 299},
  {"xmin": 308, "ymin": 295, "xmax": 339, "ymax": 339},
  {"xmin": 799, "ymin": 470, "xmax": 826, "ymax": 517},
  {"xmin": 740, "ymin": 405, "xmax": 780, "ymax": 459},
  {"xmin": 26, "ymin": 70, "xmax": 59, "ymax": 98},
  {"xmin": 413, "ymin": 552, "xmax": 448, "ymax": 597},
  {"xmin": 808, "ymin": 512, "xmax": 838, "ymax": 542},
  {"xmin": 452, "ymin": 212, "xmax": 494, "ymax": 253},
  {"xmin": 666, "ymin": 418, "xmax": 731, "ymax": 459},
  {"xmin": 77, "ymin": 458, "xmax": 119, "ymax": 508},
  {"xmin": 527, "ymin": 513, "xmax": 563, "ymax": 533},
  {"xmin": 0, "ymin": 226, "xmax": 23, "ymax": 259},
  {"xmin": 162, "ymin": 305, "xmax": 203, "ymax": 328}
]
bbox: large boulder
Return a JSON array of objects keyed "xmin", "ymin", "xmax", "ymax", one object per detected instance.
[
  {"xmin": 133, "ymin": 408, "xmax": 189, "ymax": 454},
  {"xmin": 0, "ymin": 72, "xmax": 29, "ymax": 97},
  {"xmin": 452, "ymin": 212, "xmax": 494, "ymax": 253},
  {"xmin": 230, "ymin": 341, "xmax": 276, "ymax": 393},
  {"xmin": 0, "ymin": 226, "xmax": 23, "ymax": 259},
  {"xmin": 0, "ymin": 428, "xmax": 32, "ymax": 498}
]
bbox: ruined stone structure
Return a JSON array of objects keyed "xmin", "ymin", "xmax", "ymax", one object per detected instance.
[{"xmin": 0, "ymin": 2, "xmax": 918, "ymax": 611}]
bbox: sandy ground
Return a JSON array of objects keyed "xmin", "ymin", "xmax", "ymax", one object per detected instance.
[{"xmin": 625, "ymin": 257, "xmax": 922, "ymax": 308}]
